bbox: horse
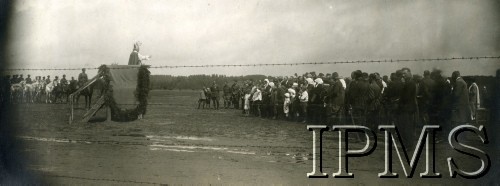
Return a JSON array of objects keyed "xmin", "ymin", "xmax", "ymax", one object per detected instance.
[
  {"xmin": 21, "ymin": 81, "xmax": 35, "ymax": 103},
  {"xmin": 52, "ymin": 83, "xmax": 65, "ymax": 103},
  {"xmin": 10, "ymin": 82, "xmax": 24, "ymax": 103},
  {"xmin": 45, "ymin": 81, "xmax": 56, "ymax": 103},
  {"xmin": 59, "ymin": 83, "xmax": 72, "ymax": 103},
  {"xmin": 75, "ymin": 81, "xmax": 95, "ymax": 109},
  {"xmin": 32, "ymin": 81, "xmax": 44, "ymax": 103}
]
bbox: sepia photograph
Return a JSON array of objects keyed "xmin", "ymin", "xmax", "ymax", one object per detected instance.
[{"xmin": 0, "ymin": 0, "xmax": 499, "ymax": 185}]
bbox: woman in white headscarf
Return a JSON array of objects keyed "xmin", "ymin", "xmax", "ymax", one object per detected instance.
[{"xmin": 128, "ymin": 41, "xmax": 152, "ymax": 65}]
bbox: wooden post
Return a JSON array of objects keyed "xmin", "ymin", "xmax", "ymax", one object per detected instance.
[
  {"xmin": 107, "ymin": 106, "xmax": 111, "ymax": 121},
  {"xmin": 69, "ymin": 94, "xmax": 73, "ymax": 124}
]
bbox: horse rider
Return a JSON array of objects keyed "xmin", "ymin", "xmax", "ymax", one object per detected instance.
[
  {"xmin": 45, "ymin": 75, "xmax": 51, "ymax": 84},
  {"xmin": 78, "ymin": 68, "xmax": 88, "ymax": 87},
  {"xmin": 69, "ymin": 77, "xmax": 77, "ymax": 89},
  {"xmin": 53, "ymin": 76, "xmax": 59, "ymax": 86},
  {"xmin": 19, "ymin": 74, "xmax": 24, "ymax": 82},
  {"xmin": 26, "ymin": 75, "xmax": 32, "ymax": 84},
  {"xmin": 60, "ymin": 75, "xmax": 68, "ymax": 86}
]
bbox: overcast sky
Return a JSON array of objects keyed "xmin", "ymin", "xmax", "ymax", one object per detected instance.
[{"xmin": 5, "ymin": 0, "xmax": 500, "ymax": 78}]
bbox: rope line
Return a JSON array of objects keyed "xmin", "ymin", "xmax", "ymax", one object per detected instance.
[{"xmin": 1, "ymin": 56, "xmax": 498, "ymax": 71}]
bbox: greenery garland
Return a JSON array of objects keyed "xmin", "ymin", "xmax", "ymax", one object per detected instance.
[{"xmin": 99, "ymin": 65, "xmax": 150, "ymax": 122}]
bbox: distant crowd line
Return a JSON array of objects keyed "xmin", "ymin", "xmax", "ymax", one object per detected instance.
[{"xmin": 198, "ymin": 68, "xmax": 500, "ymax": 143}]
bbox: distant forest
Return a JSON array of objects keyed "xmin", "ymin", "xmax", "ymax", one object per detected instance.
[{"xmin": 150, "ymin": 74, "xmax": 268, "ymax": 90}]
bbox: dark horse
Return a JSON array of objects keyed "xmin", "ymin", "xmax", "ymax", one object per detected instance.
[{"xmin": 75, "ymin": 79, "xmax": 104, "ymax": 109}]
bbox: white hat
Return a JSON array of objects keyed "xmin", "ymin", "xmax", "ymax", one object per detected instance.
[
  {"xmin": 306, "ymin": 78, "xmax": 314, "ymax": 85},
  {"xmin": 314, "ymin": 78, "xmax": 323, "ymax": 84}
]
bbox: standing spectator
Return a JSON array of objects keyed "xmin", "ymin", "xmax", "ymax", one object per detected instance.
[
  {"xmin": 420, "ymin": 70, "xmax": 436, "ymax": 126},
  {"xmin": 367, "ymin": 73, "xmax": 382, "ymax": 130},
  {"xmin": 450, "ymin": 71, "xmax": 471, "ymax": 125},
  {"xmin": 325, "ymin": 72, "xmax": 345, "ymax": 125},
  {"xmin": 244, "ymin": 88, "xmax": 251, "ymax": 116},
  {"xmin": 252, "ymin": 86, "xmax": 262, "ymax": 117},
  {"xmin": 284, "ymin": 93, "xmax": 291, "ymax": 118},
  {"xmin": 399, "ymin": 68, "xmax": 417, "ymax": 148},
  {"xmin": 198, "ymin": 87, "xmax": 207, "ymax": 109},
  {"xmin": 231, "ymin": 81, "xmax": 240, "ymax": 109},
  {"xmin": 349, "ymin": 72, "xmax": 369, "ymax": 130},
  {"xmin": 289, "ymin": 83, "xmax": 299, "ymax": 121},
  {"xmin": 311, "ymin": 78, "xmax": 326, "ymax": 123},
  {"xmin": 299, "ymin": 86, "xmax": 309, "ymax": 123},
  {"xmin": 223, "ymin": 82, "xmax": 232, "ymax": 109},
  {"xmin": 269, "ymin": 82, "xmax": 278, "ymax": 119},
  {"xmin": 275, "ymin": 82, "xmax": 286, "ymax": 119},
  {"xmin": 210, "ymin": 82, "xmax": 220, "ymax": 110},
  {"xmin": 468, "ymin": 78, "xmax": 480, "ymax": 120},
  {"xmin": 383, "ymin": 71, "xmax": 404, "ymax": 125}
]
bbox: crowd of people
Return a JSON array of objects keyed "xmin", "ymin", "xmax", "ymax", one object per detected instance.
[
  {"xmin": 0, "ymin": 68, "xmax": 90, "ymax": 104},
  {"xmin": 198, "ymin": 68, "xmax": 499, "ymax": 144}
]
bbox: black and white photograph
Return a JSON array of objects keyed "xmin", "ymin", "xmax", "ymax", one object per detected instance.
[{"xmin": 0, "ymin": 0, "xmax": 499, "ymax": 185}]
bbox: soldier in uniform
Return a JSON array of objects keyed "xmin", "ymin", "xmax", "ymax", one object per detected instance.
[
  {"xmin": 325, "ymin": 72, "xmax": 345, "ymax": 125},
  {"xmin": 69, "ymin": 77, "xmax": 78, "ymax": 93},
  {"xmin": 19, "ymin": 74, "xmax": 24, "ymax": 83},
  {"xmin": 25, "ymin": 75, "xmax": 32, "ymax": 84},
  {"xmin": 210, "ymin": 82, "xmax": 220, "ymax": 110},
  {"xmin": 60, "ymin": 75, "xmax": 68, "ymax": 86},
  {"xmin": 231, "ymin": 81, "xmax": 240, "ymax": 109},
  {"xmin": 223, "ymin": 82, "xmax": 232, "ymax": 109},
  {"xmin": 78, "ymin": 68, "xmax": 88, "ymax": 87},
  {"xmin": 45, "ymin": 75, "xmax": 51, "ymax": 84}
]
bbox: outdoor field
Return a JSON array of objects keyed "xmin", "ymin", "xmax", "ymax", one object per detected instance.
[{"xmin": 5, "ymin": 90, "xmax": 498, "ymax": 185}]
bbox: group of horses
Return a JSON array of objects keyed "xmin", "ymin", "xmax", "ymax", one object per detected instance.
[{"xmin": 2, "ymin": 80, "xmax": 95, "ymax": 109}]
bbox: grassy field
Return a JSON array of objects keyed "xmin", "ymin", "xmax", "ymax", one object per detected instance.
[{"xmin": 4, "ymin": 90, "xmax": 498, "ymax": 185}]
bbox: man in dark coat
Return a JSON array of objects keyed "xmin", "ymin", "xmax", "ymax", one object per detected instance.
[
  {"xmin": 367, "ymin": 73, "xmax": 382, "ymax": 130},
  {"xmin": 450, "ymin": 71, "xmax": 471, "ymax": 125},
  {"xmin": 69, "ymin": 77, "xmax": 78, "ymax": 94},
  {"xmin": 325, "ymin": 73, "xmax": 345, "ymax": 125},
  {"xmin": 210, "ymin": 82, "xmax": 220, "ymax": 110},
  {"xmin": 223, "ymin": 82, "xmax": 232, "ymax": 109},
  {"xmin": 310, "ymin": 78, "xmax": 326, "ymax": 123},
  {"xmin": 398, "ymin": 68, "xmax": 417, "ymax": 149},
  {"xmin": 383, "ymin": 71, "xmax": 404, "ymax": 125},
  {"xmin": 230, "ymin": 81, "xmax": 240, "ymax": 109},
  {"xmin": 349, "ymin": 72, "xmax": 369, "ymax": 127},
  {"xmin": 420, "ymin": 70, "xmax": 436, "ymax": 125}
]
